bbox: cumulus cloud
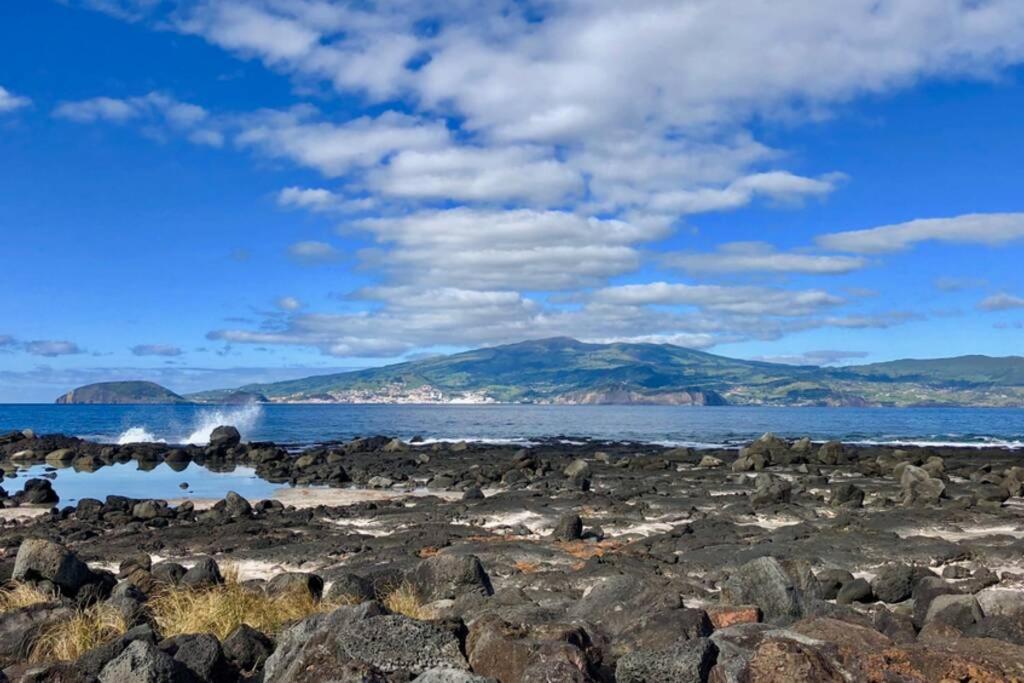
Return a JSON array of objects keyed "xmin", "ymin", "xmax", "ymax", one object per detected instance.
[
  {"xmin": 0, "ymin": 86, "xmax": 31, "ymax": 113},
  {"xmin": 288, "ymin": 240, "xmax": 342, "ymax": 265},
  {"xmin": 817, "ymin": 213, "xmax": 1024, "ymax": 254},
  {"xmin": 978, "ymin": 293, "xmax": 1024, "ymax": 311},
  {"xmin": 131, "ymin": 344, "xmax": 183, "ymax": 356},
  {"xmin": 665, "ymin": 242, "xmax": 867, "ymax": 275},
  {"xmin": 591, "ymin": 282, "xmax": 844, "ymax": 317},
  {"xmin": 65, "ymin": 1, "xmax": 1024, "ymax": 360},
  {"xmin": 24, "ymin": 340, "xmax": 83, "ymax": 357}
]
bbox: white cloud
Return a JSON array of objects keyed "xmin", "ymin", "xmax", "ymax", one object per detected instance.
[
  {"xmin": 236, "ymin": 109, "xmax": 450, "ymax": 176},
  {"xmin": 355, "ymin": 208, "xmax": 662, "ymax": 290},
  {"xmin": 288, "ymin": 240, "xmax": 342, "ymax": 265},
  {"xmin": 665, "ymin": 242, "xmax": 867, "ymax": 275},
  {"xmin": 24, "ymin": 340, "xmax": 83, "ymax": 357},
  {"xmin": 54, "ymin": 92, "xmax": 224, "ymax": 145},
  {"xmin": 592, "ymin": 282, "xmax": 844, "ymax": 316},
  {"xmin": 753, "ymin": 349, "xmax": 870, "ymax": 366},
  {"xmin": 978, "ymin": 293, "xmax": 1024, "ymax": 311},
  {"xmin": 817, "ymin": 213, "xmax": 1024, "ymax": 254},
  {"xmin": 276, "ymin": 296, "xmax": 302, "ymax": 311},
  {"xmin": 131, "ymin": 344, "xmax": 183, "ymax": 356},
  {"xmin": 0, "ymin": 86, "xmax": 31, "ymax": 113},
  {"xmin": 368, "ymin": 146, "xmax": 584, "ymax": 205}
]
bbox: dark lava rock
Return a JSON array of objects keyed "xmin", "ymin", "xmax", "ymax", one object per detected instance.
[
  {"xmin": 750, "ymin": 474, "xmax": 791, "ymax": 507},
  {"xmin": 815, "ymin": 569, "xmax": 854, "ymax": 600},
  {"xmin": 151, "ymin": 562, "xmax": 186, "ymax": 586},
  {"xmin": 326, "ymin": 573, "xmax": 376, "ymax": 603},
  {"xmin": 18, "ymin": 478, "xmax": 59, "ymax": 505},
  {"xmin": 550, "ymin": 512, "xmax": 583, "ymax": 541},
  {"xmin": 222, "ymin": 623, "xmax": 274, "ymax": 672},
  {"xmin": 407, "ymin": 554, "xmax": 493, "ymax": 602},
  {"xmin": 871, "ymin": 563, "xmax": 925, "ymax": 604},
  {"xmin": 179, "ymin": 557, "xmax": 223, "ymax": 588},
  {"xmin": 924, "ymin": 593, "xmax": 983, "ymax": 630},
  {"xmin": 836, "ymin": 577, "xmax": 874, "ymax": 605},
  {"xmin": 162, "ymin": 632, "xmax": 226, "ymax": 680},
  {"xmin": 901, "ymin": 465, "xmax": 945, "ymax": 505},
  {"xmin": 615, "ymin": 637, "xmax": 717, "ymax": 683},
  {"xmin": 222, "ymin": 491, "xmax": 252, "ymax": 517},
  {"xmin": 267, "ymin": 571, "xmax": 324, "ymax": 601},
  {"xmin": 462, "ymin": 486, "xmax": 485, "ymax": 501},
  {"xmin": 208, "ymin": 425, "xmax": 241, "ymax": 450},
  {"xmin": 829, "ymin": 483, "xmax": 864, "ymax": 508},
  {"xmin": 721, "ymin": 557, "xmax": 806, "ymax": 625},
  {"xmin": 98, "ymin": 640, "xmax": 183, "ymax": 683},
  {"xmin": 13, "ymin": 538, "xmax": 93, "ymax": 596}
]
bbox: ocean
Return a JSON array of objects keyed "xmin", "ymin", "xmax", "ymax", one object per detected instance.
[{"xmin": 1, "ymin": 403, "xmax": 1022, "ymax": 449}]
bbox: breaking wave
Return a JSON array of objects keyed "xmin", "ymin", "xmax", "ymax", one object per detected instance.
[
  {"xmin": 110, "ymin": 403, "xmax": 264, "ymax": 446},
  {"xmin": 183, "ymin": 403, "xmax": 263, "ymax": 445}
]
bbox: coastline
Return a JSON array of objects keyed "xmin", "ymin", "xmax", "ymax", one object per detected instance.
[{"xmin": 5, "ymin": 429, "xmax": 1024, "ymax": 678}]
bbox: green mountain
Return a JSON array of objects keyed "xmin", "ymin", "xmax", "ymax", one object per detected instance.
[
  {"xmin": 55, "ymin": 381, "xmax": 190, "ymax": 405},
  {"xmin": 186, "ymin": 338, "xmax": 1024, "ymax": 407}
]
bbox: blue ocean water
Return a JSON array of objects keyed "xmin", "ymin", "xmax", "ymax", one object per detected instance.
[{"xmin": 1, "ymin": 403, "xmax": 1022, "ymax": 449}]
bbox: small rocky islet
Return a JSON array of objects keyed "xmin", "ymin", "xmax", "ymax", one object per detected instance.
[{"xmin": 2, "ymin": 428, "xmax": 1024, "ymax": 680}]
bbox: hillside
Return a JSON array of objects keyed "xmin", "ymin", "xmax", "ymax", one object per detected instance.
[
  {"xmin": 186, "ymin": 338, "xmax": 1024, "ymax": 407},
  {"xmin": 55, "ymin": 381, "xmax": 190, "ymax": 405}
]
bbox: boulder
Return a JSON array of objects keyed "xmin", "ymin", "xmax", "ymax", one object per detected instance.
[
  {"xmin": 750, "ymin": 474, "xmax": 791, "ymax": 507},
  {"xmin": 326, "ymin": 573, "xmax": 377, "ymax": 603},
  {"xmin": 407, "ymin": 554, "xmax": 493, "ymax": 602},
  {"xmin": 98, "ymin": 640, "xmax": 182, "ymax": 683},
  {"xmin": 267, "ymin": 572, "xmax": 324, "ymax": 601},
  {"xmin": 871, "ymin": 563, "xmax": 924, "ymax": 604},
  {"xmin": 836, "ymin": 578, "xmax": 873, "ymax": 605},
  {"xmin": 18, "ymin": 479, "xmax": 58, "ymax": 505},
  {"xmin": 615, "ymin": 638, "xmax": 717, "ymax": 683},
  {"xmin": 222, "ymin": 491, "xmax": 252, "ymax": 517},
  {"xmin": 828, "ymin": 483, "xmax": 864, "ymax": 508},
  {"xmin": 179, "ymin": 557, "xmax": 223, "ymax": 588},
  {"xmin": 924, "ymin": 593, "xmax": 983, "ymax": 630},
  {"xmin": 817, "ymin": 441, "xmax": 844, "ymax": 465},
  {"xmin": 162, "ymin": 633, "xmax": 226, "ymax": 680},
  {"xmin": 563, "ymin": 459, "xmax": 591, "ymax": 481},
  {"xmin": 208, "ymin": 425, "xmax": 241, "ymax": 449},
  {"xmin": 900, "ymin": 465, "xmax": 945, "ymax": 505},
  {"xmin": 265, "ymin": 605, "xmax": 466, "ymax": 680},
  {"xmin": 13, "ymin": 539, "xmax": 93, "ymax": 596},
  {"xmin": 720, "ymin": 557, "xmax": 805, "ymax": 624},
  {"xmin": 222, "ymin": 623, "xmax": 274, "ymax": 673},
  {"xmin": 413, "ymin": 669, "xmax": 497, "ymax": 682},
  {"xmin": 815, "ymin": 569, "xmax": 854, "ymax": 601},
  {"xmin": 550, "ymin": 512, "xmax": 583, "ymax": 541}
]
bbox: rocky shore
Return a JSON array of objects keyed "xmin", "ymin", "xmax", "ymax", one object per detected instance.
[{"xmin": 3, "ymin": 428, "xmax": 1024, "ymax": 681}]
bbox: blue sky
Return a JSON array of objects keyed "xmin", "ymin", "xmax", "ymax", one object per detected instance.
[{"xmin": 2, "ymin": 0, "xmax": 1024, "ymax": 402}]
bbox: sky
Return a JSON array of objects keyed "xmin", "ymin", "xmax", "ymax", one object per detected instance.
[{"xmin": 1, "ymin": 0, "xmax": 1024, "ymax": 402}]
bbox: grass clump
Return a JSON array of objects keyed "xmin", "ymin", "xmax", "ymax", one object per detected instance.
[
  {"xmin": 149, "ymin": 570, "xmax": 337, "ymax": 640},
  {"xmin": 0, "ymin": 582, "xmax": 55, "ymax": 612},
  {"xmin": 30, "ymin": 603, "xmax": 128, "ymax": 663},
  {"xmin": 381, "ymin": 582, "xmax": 427, "ymax": 620}
]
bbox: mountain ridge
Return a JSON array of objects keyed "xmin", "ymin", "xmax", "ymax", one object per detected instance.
[{"xmin": 181, "ymin": 337, "xmax": 1024, "ymax": 408}]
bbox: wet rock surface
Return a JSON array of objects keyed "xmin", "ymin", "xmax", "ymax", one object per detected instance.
[{"xmin": 4, "ymin": 430, "xmax": 1024, "ymax": 680}]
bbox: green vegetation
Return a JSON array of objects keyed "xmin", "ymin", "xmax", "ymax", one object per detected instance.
[
  {"xmin": 54, "ymin": 381, "xmax": 190, "ymax": 405},
  {"xmin": 185, "ymin": 337, "xmax": 1024, "ymax": 407}
]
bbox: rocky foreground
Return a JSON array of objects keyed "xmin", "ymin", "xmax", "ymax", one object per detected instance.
[{"xmin": 3, "ymin": 428, "xmax": 1024, "ymax": 681}]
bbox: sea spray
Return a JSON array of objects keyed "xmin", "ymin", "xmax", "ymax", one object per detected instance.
[
  {"xmin": 184, "ymin": 403, "xmax": 263, "ymax": 445},
  {"xmin": 116, "ymin": 426, "xmax": 163, "ymax": 445}
]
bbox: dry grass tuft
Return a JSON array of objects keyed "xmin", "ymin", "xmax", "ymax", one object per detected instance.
[
  {"xmin": 0, "ymin": 582, "xmax": 55, "ymax": 613},
  {"xmin": 381, "ymin": 582, "xmax": 427, "ymax": 620},
  {"xmin": 30, "ymin": 603, "xmax": 128, "ymax": 663},
  {"xmin": 417, "ymin": 546, "xmax": 441, "ymax": 558},
  {"xmin": 150, "ymin": 579, "xmax": 336, "ymax": 641}
]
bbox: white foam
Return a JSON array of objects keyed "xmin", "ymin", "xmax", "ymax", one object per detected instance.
[
  {"xmin": 184, "ymin": 404, "xmax": 263, "ymax": 445},
  {"xmin": 117, "ymin": 427, "xmax": 163, "ymax": 445}
]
